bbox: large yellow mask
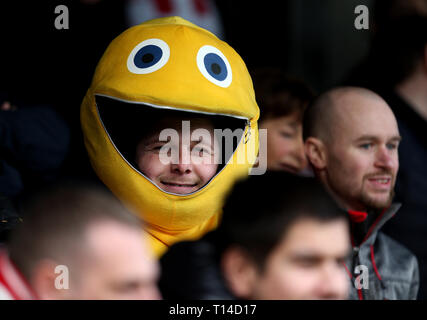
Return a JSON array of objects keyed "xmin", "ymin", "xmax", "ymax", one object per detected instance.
[{"xmin": 81, "ymin": 16, "xmax": 259, "ymax": 256}]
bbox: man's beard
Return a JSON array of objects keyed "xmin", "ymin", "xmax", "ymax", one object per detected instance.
[
  {"xmin": 360, "ymin": 188, "xmax": 395, "ymax": 210},
  {"xmin": 325, "ymin": 171, "xmax": 396, "ymax": 212}
]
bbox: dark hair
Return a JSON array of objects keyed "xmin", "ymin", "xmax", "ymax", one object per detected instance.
[
  {"xmin": 7, "ymin": 182, "xmax": 142, "ymax": 281},
  {"xmin": 369, "ymin": 15, "xmax": 427, "ymax": 86},
  {"xmin": 251, "ymin": 68, "xmax": 315, "ymax": 123},
  {"xmin": 373, "ymin": 0, "xmax": 427, "ymax": 31},
  {"xmin": 216, "ymin": 171, "xmax": 349, "ymax": 270}
]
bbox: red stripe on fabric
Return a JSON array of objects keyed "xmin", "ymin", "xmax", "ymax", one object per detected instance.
[
  {"xmin": 193, "ymin": 0, "xmax": 208, "ymax": 14},
  {"xmin": 7, "ymin": 258, "xmax": 38, "ymax": 299},
  {"xmin": 357, "ymin": 288, "xmax": 363, "ymax": 300},
  {"xmin": 348, "ymin": 210, "xmax": 368, "ymax": 223},
  {"xmin": 370, "ymin": 245, "xmax": 383, "ymax": 281},
  {"xmin": 361, "ymin": 207, "xmax": 387, "ymax": 244},
  {"xmin": 155, "ymin": 0, "xmax": 173, "ymax": 13},
  {"xmin": 0, "ymin": 268, "xmax": 19, "ymax": 300},
  {"xmin": 343, "ymin": 263, "xmax": 353, "ymax": 279},
  {"xmin": 0, "ymin": 251, "xmax": 37, "ymax": 300}
]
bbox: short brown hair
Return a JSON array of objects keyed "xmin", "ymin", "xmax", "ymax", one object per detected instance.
[{"xmin": 7, "ymin": 182, "xmax": 143, "ymax": 281}]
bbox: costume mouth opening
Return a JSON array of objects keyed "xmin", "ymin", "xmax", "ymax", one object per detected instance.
[{"xmin": 95, "ymin": 95, "xmax": 247, "ymax": 193}]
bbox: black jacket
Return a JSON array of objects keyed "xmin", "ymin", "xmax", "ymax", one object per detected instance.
[
  {"xmin": 159, "ymin": 232, "xmax": 235, "ymax": 300},
  {"xmin": 378, "ymin": 91, "xmax": 427, "ymax": 299}
]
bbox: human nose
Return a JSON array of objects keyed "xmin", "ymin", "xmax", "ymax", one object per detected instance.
[
  {"xmin": 316, "ymin": 263, "xmax": 349, "ymax": 299},
  {"xmin": 171, "ymin": 146, "xmax": 192, "ymax": 174},
  {"xmin": 374, "ymin": 146, "xmax": 396, "ymax": 170}
]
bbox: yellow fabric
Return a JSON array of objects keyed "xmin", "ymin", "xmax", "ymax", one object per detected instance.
[{"xmin": 81, "ymin": 16, "xmax": 259, "ymax": 257}]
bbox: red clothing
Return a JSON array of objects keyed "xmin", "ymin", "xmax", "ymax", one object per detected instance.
[{"xmin": 0, "ymin": 249, "xmax": 37, "ymax": 300}]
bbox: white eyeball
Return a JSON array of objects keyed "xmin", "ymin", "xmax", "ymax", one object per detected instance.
[
  {"xmin": 127, "ymin": 38, "xmax": 170, "ymax": 74},
  {"xmin": 197, "ymin": 45, "xmax": 232, "ymax": 88}
]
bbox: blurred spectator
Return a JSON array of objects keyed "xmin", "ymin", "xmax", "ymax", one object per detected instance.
[
  {"xmin": 0, "ymin": 100, "xmax": 70, "ymax": 198},
  {"xmin": 0, "ymin": 195, "xmax": 21, "ymax": 244},
  {"xmin": 345, "ymin": 0, "xmax": 427, "ymax": 91},
  {"xmin": 0, "ymin": 183, "xmax": 160, "ymax": 300},
  {"xmin": 0, "ymin": 96, "xmax": 70, "ymax": 243},
  {"xmin": 372, "ymin": 0, "xmax": 427, "ymax": 33},
  {"xmin": 304, "ymin": 87, "xmax": 419, "ymax": 300},
  {"xmin": 0, "ymin": 1, "xmax": 127, "ymax": 181},
  {"xmin": 347, "ymin": 16, "xmax": 427, "ymax": 299},
  {"xmin": 252, "ymin": 68, "xmax": 315, "ymax": 175},
  {"xmin": 125, "ymin": 0, "xmax": 224, "ymax": 39},
  {"xmin": 159, "ymin": 171, "xmax": 351, "ymax": 300}
]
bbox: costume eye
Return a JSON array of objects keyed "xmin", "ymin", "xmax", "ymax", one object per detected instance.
[
  {"xmin": 197, "ymin": 45, "xmax": 232, "ymax": 87},
  {"xmin": 127, "ymin": 39, "xmax": 170, "ymax": 74}
]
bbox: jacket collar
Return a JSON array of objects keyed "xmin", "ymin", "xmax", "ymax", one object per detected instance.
[{"xmin": 348, "ymin": 203, "xmax": 401, "ymax": 247}]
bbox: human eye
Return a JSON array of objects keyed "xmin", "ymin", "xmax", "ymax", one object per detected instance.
[
  {"xmin": 294, "ymin": 256, "xmax": 320, "ymax": 268},
  {"xmin": 113, "ymin": 281, "xmax": 141, "ymax": 294},
  {"xmin": 386, "ymin": 142, "xmax": 399, "ymax": 150},
  {"xmin": 359, "ymin": 143, "xmax": 373, "ymax": 150},
  {"xmin": 281, "ymin": 131, "xmax": 294, "ymax": 138},
  {"xmin": 193, "ymin": 143, "xmax": 213, "ymax": 155},
  {"xmin": 195, "ymin": 147, "xmax": 210, "ymax": 157},
  {"xmin": 147, "ymin": 143, "xmax": 164, "ymax": 152}
]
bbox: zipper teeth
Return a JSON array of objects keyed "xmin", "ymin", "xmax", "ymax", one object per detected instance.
[{"xmin": 95, "ymin": 93, "xmax": 250, "ymax": 122}]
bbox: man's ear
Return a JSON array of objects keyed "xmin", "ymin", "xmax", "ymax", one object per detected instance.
[
  {"xmin": 305, "ymin": 137, "xmax": 327, "ymax": 170},
  {"xmin": 31, "ymin": 259, "xmax": 70, "ymax": 300},
  {"xmin": 221, "ymin": 246, "xmax": 258, "ymax": 299}
]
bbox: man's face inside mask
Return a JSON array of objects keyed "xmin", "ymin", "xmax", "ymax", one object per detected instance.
[{"xmin": 135, "ymin": 117, "xmax": 219, "ymax": 194}]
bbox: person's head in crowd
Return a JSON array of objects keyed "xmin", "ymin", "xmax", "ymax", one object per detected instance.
[
  {"xmin": 134, "ymin": 114, "xmax": 220, "ymax": 195},
  {"xmin": 373, "ymin": 0, "xmax": 427, "ymax": 33},
  {"xmin": 7, "ymin": 183, "xmax": 161, "ymax": 300},
  {"xmin": 368, "ymin": 15, "xmax": 427, "ymax": 91},
  {"xmin": 304, "ymin": 87, "xmax": 401, "ymax": 212},
  {"xmin": 370, "ymin": 15, "xmax": 427, "ymax": 121},
  {"xmin": 252, "ymin": 68, "xmax": 315, "ymax": 174},
  {"xmin": 217, "ymin": 172, "xmax": 350, "ymax": 300},
  {"xmin": 80, "ymin": 17, "xmax": 259, "ymax": 256}
]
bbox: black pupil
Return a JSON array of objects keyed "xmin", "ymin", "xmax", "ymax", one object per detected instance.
[
  {"xmin": 142, "ymin": 53, "xmax": 154, "ymax": 63},
  {"xmin": 211, "ymin": 63, "xmax": 221, "ymax": 75}
]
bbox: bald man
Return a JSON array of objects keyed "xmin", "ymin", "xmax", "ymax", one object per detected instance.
[{"xmin": 303, "ymin": 87, "xmax": 419, "ymax": 300}]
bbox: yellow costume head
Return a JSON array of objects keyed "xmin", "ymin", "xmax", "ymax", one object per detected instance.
[{"xmin": 81, "ymin": 16, "xmax": 259, "ymax": 256}]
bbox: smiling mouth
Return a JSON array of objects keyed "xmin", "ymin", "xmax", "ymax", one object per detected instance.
[
  {"xmin": 161, "ymin": 181, "xmax": 198, "ymax": 188},
  {"xmin": 159, "ymin": 181, "xmax": 200, "ymax": 194},
  {"xmin": 366, "ymin": 176, "xmax": 392, "ymax": 189}
]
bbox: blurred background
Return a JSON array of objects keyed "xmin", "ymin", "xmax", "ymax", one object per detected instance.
[
  {"xmin": 0, "ymin": 0, "xmax": 376, "ymax": 178},
  {"xmin": 1, "ymin": 0, "xmax": 426, "ymax": 299}
]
